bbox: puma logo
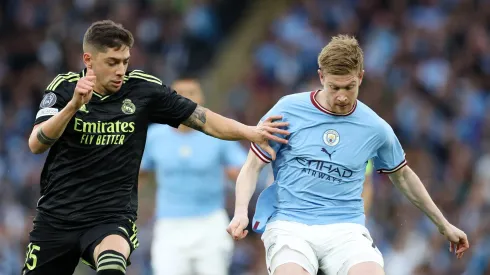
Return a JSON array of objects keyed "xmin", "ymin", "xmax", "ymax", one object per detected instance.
[{"xmin": 321, "ymin": 148, "xmax": 335, "ymax": 160}]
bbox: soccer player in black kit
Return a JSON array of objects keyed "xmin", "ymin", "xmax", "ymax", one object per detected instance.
[{"xmin": 22, "ymin": 20, "xmax": 289, "ymax": 275}]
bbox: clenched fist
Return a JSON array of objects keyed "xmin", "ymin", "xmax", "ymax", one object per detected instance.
[
  {"xmin": 226, "ymin": 214, "xmax": 249, "ymax": 241},
  {"xmin": 69, "ymin": 68, "xmax": 96, "ymax": 110}
]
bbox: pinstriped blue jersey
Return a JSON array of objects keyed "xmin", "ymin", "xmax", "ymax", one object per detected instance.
[{"xmin": 251, "ymin": 91, "xmax": 406, "ymax": 231}]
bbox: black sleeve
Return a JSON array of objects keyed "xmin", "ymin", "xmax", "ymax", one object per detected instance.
[
  {"xmin": 148, "ymin": 84, "xmax": 197, "ymax": 127},
  {"xmin": 34, "ymin": 80, "xmax": 71, "ymax": 125}
]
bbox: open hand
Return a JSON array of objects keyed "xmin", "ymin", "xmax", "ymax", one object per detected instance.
[
  {"xmin": 250, "ymin": 115, "xmax": 289, "ymax": 160},
  {"xmin": 439, "ymin": 223, "xmax": 469, "ymax": 259}
]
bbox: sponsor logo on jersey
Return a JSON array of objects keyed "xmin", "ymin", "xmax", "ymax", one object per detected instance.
[
  {"xmin": 295, "ymin": 157, "xmax": 353, "ymax": 183},
  {"xmin": 74, "ymin": 118, "xmax": 136, "ymax": 146}
]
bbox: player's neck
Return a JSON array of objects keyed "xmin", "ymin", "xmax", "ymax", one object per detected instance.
[
  {"xmin": 94, "ymin": 82, "xmax": 111, "ymax": 96},
  {"xmin": 316, "ymin": 90, "xmax": 354, "ymax": 115}
]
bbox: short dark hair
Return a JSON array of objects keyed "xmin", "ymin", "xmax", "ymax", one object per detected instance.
[{"xmin": 83, "ymin": 20, "xmax": 134, "ymax": 52}]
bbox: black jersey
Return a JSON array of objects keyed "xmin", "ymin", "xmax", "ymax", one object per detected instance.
[{"xmin": 33, "ymin": 69, "xmax": 197, "ymax": 230}]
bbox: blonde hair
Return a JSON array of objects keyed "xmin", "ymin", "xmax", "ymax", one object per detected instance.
[{"xmin": 317, "ymin": 35, "xmax": 364, "ymax": 75}]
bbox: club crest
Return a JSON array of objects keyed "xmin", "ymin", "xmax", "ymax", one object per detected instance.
[
  {"xmin": 121, "ymin": 99, "xmax": 136, "ymax": 114},
  {"xmin": 323, "ymin": 129, "xmax": 339, "ymax": 146}
]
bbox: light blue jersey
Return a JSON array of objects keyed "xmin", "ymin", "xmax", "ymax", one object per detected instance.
[
  {"xmin": 141, "ymin": 125, "xmax": 247, "ymax": 219},
  {"xmin": 252, "ymin": 91, "xmax": 406, "ymax": 232}
]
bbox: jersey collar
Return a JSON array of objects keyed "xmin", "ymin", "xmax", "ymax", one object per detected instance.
[{"xmin": 310, "ymin": 90, "xmax": 357, "ymax": 116}]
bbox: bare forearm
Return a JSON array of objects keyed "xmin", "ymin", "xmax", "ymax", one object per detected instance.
[
  {"xmin": 234, "ymin": 154, "xmax": 265, "ymax": 215},
  {"xmin": 202, "ymin": 109, "xmax": 252, "ymax": 141},
  {"xmin": 235, "ymin": 170, "xmax": 259, "ymax": 215},
  {"xmin": 29, "ymin": 103, "xmax": 77, "ymax": 154},
  {"xmin": 389, "ymin": 166, "xmax": 449, "ymax": 228},
  {"xmin": 182, "ymin": 106, "xmax": 251, "ymax": 141}
]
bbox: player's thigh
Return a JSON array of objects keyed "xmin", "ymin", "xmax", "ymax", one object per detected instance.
[
  {"xmin": 22, "ymin": 226, "xmax": 80, "ymax": 275},
  {"xmin": 93, "ymin": 234, "xmax": 130, "ymax": 260},
  {"xmin": 271, "ymin": 248, "xmax": 313, "ymax": 275},
  {"xmin": 193, "ymin": 211, "xmax": 234, "ymax": 275},
  {"xmin": 347, "ymin": 262, "xmax": 385, "ymax": 275},
  {"xmin": 80, "ymin": 220, "xmax": 138, "ymax": 269},
  {"xmin": 151, "ymin": 220, "xmax": 192, "ymax": 275},
  {"xmin": 320, "ymin": 224, "xmax": 383, "ymax": 275},
  {"xmin": 262, "ymin": 221, "xmax": 318, "ymax": 275}
]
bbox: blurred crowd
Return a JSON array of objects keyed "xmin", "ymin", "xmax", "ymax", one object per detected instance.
[{"xmin": 1, "ymin": 0, "xmax": 490, "ymax": 274}]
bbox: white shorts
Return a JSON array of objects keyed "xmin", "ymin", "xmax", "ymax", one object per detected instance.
[
  {"xmin": 262, "ymin": 221, "xmax": 384, "ymax": 275},
  {"xmin": 151, "ymin": 209, "xmax": 234, "ymax": 275}
]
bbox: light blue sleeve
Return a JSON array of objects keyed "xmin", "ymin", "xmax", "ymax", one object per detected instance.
[
  {"xmin": 250, "ymin": 97, "xmax": 288, "ymax": 163},
  {"xmin": 221, "ymin": 141, "xmax": 247, "ymax": 168},
  {"xmin": 372, "ymin": 122, "xmax": 407, "ymax": 174},
  {"xmin": 140, "ymin": 127, "xmax": 156, "ymax": 171}
]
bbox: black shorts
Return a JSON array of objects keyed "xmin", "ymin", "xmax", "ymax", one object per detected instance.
[{"xmin": 21, "ymin": 217, "xmax": 139, "ymax": 275}]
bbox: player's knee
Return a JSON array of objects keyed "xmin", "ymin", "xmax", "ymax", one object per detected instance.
[
  {"xmin": 96, "ymin": 250, "xmax": 127, "ymax": 275},
  {"xmin": 274, "ymin": 263, "xmax": 310, "ymax": 275},
  {"xmin": 347, "ymin": 261, "xmax": 384, "ymax": 275}
]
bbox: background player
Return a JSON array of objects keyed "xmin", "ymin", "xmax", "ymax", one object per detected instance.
[
  {"xmin": 139, "ymin": 77, "xmax": 247, "ymax": 275},
  {"xmin": 23, "ymin": 20, "xmax": 289, "ymax": 275},
  {"xmin": 362, "ymin": 160, "xmax": 374, "ymax": 216},
  {"xmin": 227, "ymin": 35, "xmax": 469, "ymax": 275}
]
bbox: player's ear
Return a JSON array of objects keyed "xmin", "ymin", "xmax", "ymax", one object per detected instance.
[
  {"xmin": 317, "ymin": 69, "xmax": 324, "ymax": 84},
  {"xmin": 83, "ymin": 52, "xmax": 93, "ymax": 69},
  {"xmin": 358, "ymin": 70, "xmax": 365, "ymax": 85}
]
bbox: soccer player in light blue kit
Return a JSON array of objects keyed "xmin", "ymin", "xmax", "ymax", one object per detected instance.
[
  {"xmin": 140, "ymin": 78, "xmax": 248, "ymax": 275},
  {"xmin": 227, "ymin": 35, "xmax": 469, "ymax": 275}
]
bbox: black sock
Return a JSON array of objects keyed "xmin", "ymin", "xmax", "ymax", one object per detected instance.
[{"xmin": 96, "ymin": 250, "xmax": 127, "ymax": 275}]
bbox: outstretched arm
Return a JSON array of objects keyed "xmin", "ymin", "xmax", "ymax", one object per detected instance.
[
  {"xmin": 182, "ymin": 105, "xmax": 289, "ymax": 160},
  {"xmin": 389, "ymin": 165, "xmax": 469, "ymax": 258},
  {"xmin": 388, "ymin": 165, "xmax": 448, "ymax": 228},
  {"xmin": 227, "ymin": 150, "xmax": 268, "ymax": 240}
]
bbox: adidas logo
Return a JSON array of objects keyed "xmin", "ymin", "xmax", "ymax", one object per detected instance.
[{"xmin": 79, "ymin": 104, "xmax": 89, "ymax": 113}]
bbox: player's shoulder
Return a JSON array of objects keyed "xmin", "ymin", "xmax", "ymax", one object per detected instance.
[
  {"xmin": 124, "ymin": 69, "xmax": 165, "ymax": 88},
  {"xmin": 44, "ymin": 71, "xmax": 82, "ymax": 96},
  {"xmin": 355, "ymin": 100, "xmax": 393, "ymax": 134},
  {"xmin": 273, "ymin": 91, "xmax": 312, "ymax": 110}
]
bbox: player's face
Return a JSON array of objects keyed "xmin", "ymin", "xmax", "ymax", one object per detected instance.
[
  {"xmin": 84, "ymin": 46, "xmax": 130, "ymax": 94},
  {"xmin": 172, "ymin": 80, "xmax": 204, "ymax": 105},
  {"xmin": 318, "ymin": 70, "xmax": 364, "ymax": 114}
]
